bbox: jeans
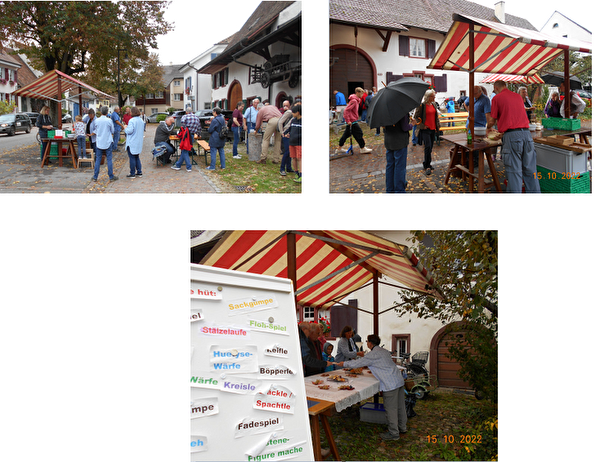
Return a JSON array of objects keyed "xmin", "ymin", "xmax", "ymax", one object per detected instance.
[
  {"xmin": 232, "ymin": 126, "xmax": 240, "ymax": 156},
  {"xmin": 502, "ymin": 130, "xmax": 541, "ymax": 193},
  {"xmin": 127, "ymin": 146, "xmax": 142, "ymax": 175},
  {"xmin": 155, "ymin": 141, "xmax": 175, "ymax": 163},
  {"xmin": 175, "ymin": 149, "xmax": 192, "ymax": 170},
  {"xmin": 280, "ymin": 136, "xmax": 292, "ymax": 172},
  {"xmin": 245, "ymin": 122, "xmax": 255, "ymax": 153},
  {"xmin": 112, "ymin": 127, "xmax": 120, "ymax": 150},
  {"xmin": 209, "ymin": 146, "xmax": 225, "ymax": 169},
  {"xmin": 421, "ymin": 129, "xmax": 435, "ymax": 169},
  {"xmin": 94, "ymin": 146, "xmax": 114, "ymax": 179},
  {"xmin": 383, "ymin": 386, "xmax": 407, "ymax": 437},
  {"xmin": 77, "ymin": 135, "xmax": 86, "ymax": 158},
  {"xmin": 412, "ymin": 125, "xmax": 418, "ymax": 145},
  {"xmin": 385, "ymin": 147, "xmax": 408, "ymax": 193}
]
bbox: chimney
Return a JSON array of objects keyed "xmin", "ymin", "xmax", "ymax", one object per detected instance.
[{"xmin": 495, "ymin": 1, "xmax": 505, "ymax": 24}]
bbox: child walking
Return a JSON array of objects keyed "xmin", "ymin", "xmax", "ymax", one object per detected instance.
[{"xmin": 74, "ymin": 115, "xmax": 87, "ymax": 159}]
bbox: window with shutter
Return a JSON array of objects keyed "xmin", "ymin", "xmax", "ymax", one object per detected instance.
[{"xmin": 399, "ymin": 36, "xmax": 409, "ymax": 57}]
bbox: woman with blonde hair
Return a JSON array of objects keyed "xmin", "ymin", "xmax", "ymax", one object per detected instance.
[
  {"xmin": 413, "ymin": 90, "xmax": 440, "ymax": 175},
  {"xmin": 36, "ymin": 105, "xmax": 54, "ymax": 161}
]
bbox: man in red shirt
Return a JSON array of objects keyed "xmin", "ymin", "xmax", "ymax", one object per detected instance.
[{"xmin": 487, "ymin": 80, "xmax": 540, "ymax": 193}]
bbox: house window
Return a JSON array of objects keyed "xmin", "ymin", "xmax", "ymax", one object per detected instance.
[
  {"xmin": 174, "ymin": 80, "xmax": 181, "ymax": 86},
  {"xmin": 145, "ymin": 93, "xmax": 153, "ymax": 99},
  {"xmin": 156, "ymin": 91, "xmax": 164, "ymax": 98},
  {"xmin": 174, "ymin": 94, "xmax": 182, "ymax": 101},
  {"xmin": 410, "ymin": 38, "xmax": 426, "ymax": 58},
  {"xmin": 303, "ymin": 306, "xmax": 315, "ymax": 322},
  {"xmin": 391, "ymin": 334, "xmax": 411, "ymax": 362},
  {"xmin": 151, "ymin": 108, "xmax": 158, "ymax": 114}
]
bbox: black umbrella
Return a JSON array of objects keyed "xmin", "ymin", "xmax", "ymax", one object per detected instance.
[
  {"xmin": 367, "ymin": 78, "xmax": 430, "ymax": 129},
  {"xmin": 541, "ymin": 70, "xmax": 582, "ymax": 90}
]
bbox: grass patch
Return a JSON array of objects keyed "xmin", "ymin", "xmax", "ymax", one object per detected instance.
[
  {"xmin": 321, "ymin": 391, "xmax": 497, "ymax": 461},
  {"xmin": 204, "ymin": 140, "xmax": 301, "ymax": 193}
]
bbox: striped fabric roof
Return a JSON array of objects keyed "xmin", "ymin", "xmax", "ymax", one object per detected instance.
[
  {"xmin": 429, "ymin": 13, "xmax": 592, "ymax": 76},
  {"xmin": 200, "ymin": 231, "xmax": 441, "ymax": 308},
  {"xmin": 12, "ymin": 69, "xmax": 112, "ymax": 101},
  {"xmin": 480, "ymin": 73, "xmax": 544, "ymax": 84}
]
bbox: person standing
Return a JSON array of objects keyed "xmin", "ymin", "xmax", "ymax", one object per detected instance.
[
  {"xmin": 336, "ymin": 87, "xmax": 372, "ymax": 154},
  {"xmin": 384, "ymin": 113, "xmax": 412, "ymax": 193},
  {"xmin": 464, "ymin": 86, "xmax": 491, "ymax": 128},
  {"xmin": 207, "ymin": 107, "xmax": 226, "ymax": 170},
  {"xmin": 124, "ymin": 106, "xmax": 144, "ymax": 178},
  {"xmin": 336, "ymin": 334, "xmax": 407, "ymax": 441},
  {"xmin": 255, "ymin": 103, "xmax": 282, "ymax": 164},
  {"xmin": 73, "ymin": 115, "xmax": 87, "ymax": 160},
  {"xmin": 243, "ymin": 98, "xmax": 260, "ymax": 154},
  {"xmin": 487, "ymin": 80, "xmax": 540, "ymax": 193},
  {"xmin": 333, "ymin": 90, "xmax": 346, "ymax": 123},
  {"xmin": 82, "ymin": 108, "xmax": 97, "ymax": 153},
  {"xmin": 544, "ymin": 92, "xmax": 561, "ymax": 118},
  {"xmin": 334, "ymin": 325, "xmax": 365, "ymax": 362},
  {"xmin": 518, "ymin": 87, "xmax": 534, "ymax": 122},
  {"xmin": 284, "ymin": 104, "xmax": 302, "ymax": 183},
  {"xmin": 298, "ymin": 322, "xmax": 334, "ymax": 377},
  {"xmin": 36, "ymin": 105, "xmax": 54, "ymax": 161},
  {"xmin": 91, "ymin": 106, "xmax": 118, "ymax": 182},
  {"xmin": 110, "ymin": 106, "xmax": 125, "ymax": 152},
  {"xmin": 413, "ymin": 90, "xmax": 440, "ymax": 175},
  {"xmin": 278, "ymin": 101, "xmax": 294, "ymax": 176},
  {"xmin": 122, "ymin": 106, "xmax": 132, "ymax": 126},
  {"xmin": 231, "ymin": 101, "xmax": 244, "ymax": 160},
  {"xmin": 171, "ymin": 119, "xmax": 194, "ymax": 173}
]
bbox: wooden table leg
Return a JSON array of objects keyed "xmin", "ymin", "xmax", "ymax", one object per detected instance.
[
  {"xmin": 468, "ymin": 148, "xmax": 474, "ymax": 192},
  {"xmin": 57, "ymin": 141, "xmax": 63, "ymax": 167},
  {"xmin": 41, "ymin": 141, "xmax": 51, "ymax": 168},
  {"xmin": 320, "ymin": 414, "xmax": 341, "ymax": 461},
  {"xmin": 485, "ymin": 151, "xmax": 503, "ymax": 193},
  {"xmin": 310, "ymin": 414, "xmax": 322, "ymax": 461},
  {"xmin": 69, "ymin": 141, "xmax": 78, "ymax": 168},
  {"xmin": 477, "ymin": 150, "xmax": 485, "ymax": 193},
  {"xmin": 444, "ymin": 145, "xmax": 459, "ymax": 184}
]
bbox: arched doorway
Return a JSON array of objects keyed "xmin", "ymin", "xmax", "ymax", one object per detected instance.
[
  {"xmin": 329, "ymin": 45, "xmax": 376, "ymax": 106},
  {"xmin": 228, "ymin": 80, "xmax": 243, "ymax": 110},
  {"xmin": 429, "ymin": 321, "xmax": 472, "ymax": 389}
]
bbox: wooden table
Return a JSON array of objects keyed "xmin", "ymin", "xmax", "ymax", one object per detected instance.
[
  {"xmin": 41, "ymin": 137, "xmax": 78, "ymax": 168},
  {"xmin": 307, "ymin": 398, "xmax": 340, "ymax": 461},
  {"xmin": 304, "ymin": 371, "xmax": 381, "ymax": 460},
  {"xmin": 441, "ymin": 133, "xmax": 503, "ymax": 193}
]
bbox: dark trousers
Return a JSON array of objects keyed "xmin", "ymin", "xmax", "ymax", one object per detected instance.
[
  {"xmin": 339, "ymin": 122, "xmax": 365, "ymax": 149},
  {"xmin": 421, "ymin": 129, "xmax": 436, "ymax": 169}
]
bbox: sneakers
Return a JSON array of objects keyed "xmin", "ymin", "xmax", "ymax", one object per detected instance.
[
  {"xmin": 379, "ymin": 432, "xmax": 399, "ymax": 441},
  {"xmin": 126, "ymin": 174, "xmax": 136, "ymax": 179},
  {"xmin": 171, "ymin": 165, "xmax": 181, "ymax": 171},
  {"xmin": 233, "ymin": 155, "xmax": 242, "ymax": 159},
  {"xmin": 293, "ymin": 175, "xmax": 302, "ymax": 183},
  {"xmin": 109, "ymin": 176, "xmax": 119, "ymax": 182},
  {"xmin": 360, "ymin": 146, "xmax": 373, "ymax": 154},
  {"xmin": 135, "ymin": 173, "xmax": 143, "ymax": 177},
  {"xmin": 186, "ymin": 169, "xmax": 192, "ymax": 172},
  {"xmin": 280, "ymin": 170, "xmax": 287, "ymax": 176}
]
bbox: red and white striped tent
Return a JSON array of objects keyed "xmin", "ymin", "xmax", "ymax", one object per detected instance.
[
  {"xmin": 428, "ymin": 13, "xmax": 592, "ymax": 123},
  {"xmin": 200, "ymin": 231, "xmax": 442, "ymax": 325},
  {"xmin": 12, "ymin": 69, "xmax": 113, "ymax": 128},
  {"xmin": 480, "ymin": 74, "xmax": 544, "ymax": 85}
]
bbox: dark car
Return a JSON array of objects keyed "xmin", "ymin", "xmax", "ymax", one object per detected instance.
[
  {"xmin": 26, "ymin": 112, "xmax": 40, "ymax": 124},
  {"xmin": 62, "ymin": 113, "xmax": 72, "ymax": 123},
  {"xmin": 197, "ymin": 109, "xmax": 234, "ymax": 140},
  {"xmin": 0, "ymin": 112, "xmax": 32, "ymax": 136},
  {"xmin": 172, "ymin": 110, "xmax": 187, "ymax": 128}
]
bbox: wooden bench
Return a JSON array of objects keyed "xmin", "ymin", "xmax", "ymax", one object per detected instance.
[{"xmin": 197, "ymin": 140, "xmax": 210, "ymax": 166}]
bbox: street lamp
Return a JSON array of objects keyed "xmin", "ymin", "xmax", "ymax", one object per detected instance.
[{"xmin": 117, "ymin": 48, "xmax": 128, "ymax": 107}]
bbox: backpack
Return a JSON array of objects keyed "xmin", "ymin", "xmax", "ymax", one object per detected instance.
[{"xmin": 218, "ymin": 118, "xmax": 228, "ymax": 139}]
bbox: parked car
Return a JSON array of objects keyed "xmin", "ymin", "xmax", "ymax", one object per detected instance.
[
  {"xmin": 0, "ymin": 112, "xmax": 32, "ymax": 136},
  {"xmin": 172, "ymin": 110, "xmax": 187, "ymax": 128},
  {"xmin": 147, "ymin": 112, "xmax": 169, "ymax": 123},
  {"xmin": 62, "ymin": 113, "xmax": 72, "ymax": 123},
  {"xmin": 26, "ymin": 112, "xmax": 39, "ymax": 125},
  {"xmin": 576, "ymin": 89, "xmax": 592, "ymax": 100}
]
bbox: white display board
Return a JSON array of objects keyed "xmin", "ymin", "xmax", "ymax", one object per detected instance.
[{"xmin": 190, "ymin": 264, "xmax": 314, "ymax": 461}]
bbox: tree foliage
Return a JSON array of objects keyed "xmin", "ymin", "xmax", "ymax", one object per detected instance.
[
  {"xmin": 397, "ymin": 231, "xmax": 498, "ymax": 402},
  {"xmin": 0, "ymin": 1, "xmax": 172, "ymax": 77}
]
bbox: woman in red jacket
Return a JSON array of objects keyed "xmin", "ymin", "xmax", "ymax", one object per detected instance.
[
  {"xmin": 413, "ymin": 90, "xmax": 440, "ymax": 175},
  {"xmin": 336, "ymin": 87, "xmax": 373, "ymax": 154}
]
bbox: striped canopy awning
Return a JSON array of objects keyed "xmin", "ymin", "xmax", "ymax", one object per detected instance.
[
  {"xmin": 428, "ymin": 14, "xmax": 592, "ymax": 76},
  {"xmin": 12, "ymin": 69, "xmax": 113, "ymax": 102},
  {"xmin": 200, "ymin": 231, "xmax": 442, "ymax": 309},
  {"xmin": 480, "ymin": 73, "xmax": 544, "ymax": 85}
]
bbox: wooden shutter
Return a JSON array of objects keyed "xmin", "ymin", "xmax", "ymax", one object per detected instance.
[
  {"xmin": 434, "ymin": 74, "xmax": 447, "ymax": 92},
  {"xmin": 427, "ymin": 39, "xmax": 436, "ymax": 59},
  {"xmin": 399, "ymin": 35, "xmax": 409, "ymax": 57}
]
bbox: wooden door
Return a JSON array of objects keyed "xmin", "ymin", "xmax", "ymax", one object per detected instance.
[
  {"xmin": 433, "ymin": 325, "xmax": 472, "ymax": 389},
  {"xmin": 229, "ymin": 81, "xmax": 243, "ymax": 110}
]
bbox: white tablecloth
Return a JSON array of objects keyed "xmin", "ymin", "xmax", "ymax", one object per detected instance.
[{"xmin": 304, "ymin": 371, "xmax": 380, "ymax": 412}]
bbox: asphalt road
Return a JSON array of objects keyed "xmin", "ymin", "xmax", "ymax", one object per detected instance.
[{"xmin": 0, "ymin": 127, "xmax": 39, "ymax": 153}]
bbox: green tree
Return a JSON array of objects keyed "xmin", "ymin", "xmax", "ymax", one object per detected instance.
[
  {"xmin": 398, "ymin": 231, "xmax": 498, "ymax": 402},
  {"xmin": 0, "ymin": 1, "xmax": 172, "ymax": 108}
]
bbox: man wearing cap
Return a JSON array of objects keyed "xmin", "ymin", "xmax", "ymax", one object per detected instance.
[{"xmin": 487, "ymin": 80, "xmax": 540, "ymax": 193}]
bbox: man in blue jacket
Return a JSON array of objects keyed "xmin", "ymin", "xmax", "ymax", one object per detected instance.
[
  {"xmin": 334, "ymin": 90, "xmax": 346, "ymax": 123},
  {"xmin": 91, "ymin": 106, "xmax": 118, "ymax": 182}
]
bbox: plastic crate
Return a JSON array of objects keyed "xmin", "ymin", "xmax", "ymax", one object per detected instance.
[
  {"xmin": 40, "ymin": 143, "xmax": 58, "ymax": 159},
  {"xmin": 360, "ymin": 402, "xmax": 387, "ymax": 424},
  {"xmin": 542, "ymin": 118, "xmax": 581, "ymax": 130},
  {"xmin": 535, "ymin": 143, "xmax": 588, "ymax": 174},
  {"xmin": 537, "ymin": 165, "xmax": 590, "ymax": 193}
]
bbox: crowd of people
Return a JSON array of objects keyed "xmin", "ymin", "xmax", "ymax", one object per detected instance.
[
  {"xmin": 331, "ymin": 79, "xmax": 587, "ymax": 194},
  {"xmin": 35, "ymin": 97, "xmax": 302, "ymax": 183},
  {"xmin": 298, "ymin": 322, "xmax": 408, "ymax": 441}
]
